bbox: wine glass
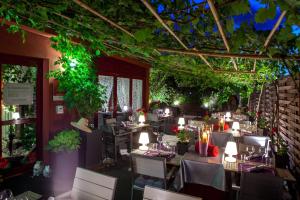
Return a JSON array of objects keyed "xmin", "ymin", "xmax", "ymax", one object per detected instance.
[
  {"xmin": 246, "ymin": 146, "xmax": 255, "ymax": 157},
  {"xmin": 157, "ymin": 133, "xmax": 163, "ymax": 151}
]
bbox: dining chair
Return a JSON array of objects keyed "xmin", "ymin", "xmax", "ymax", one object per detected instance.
[
  {"xmin": 143, "ymin": 185, "xmax": 202, "ymax": 200},
  {"xmin": 238, "ymin": 172, "xmax": 283, "ymax": 200},
  {"xmin": 55, "ymin": 167, "xmax": 117, "ymax": 200},
  {"xmin": 131, "ymin": 154, "xmax": 176, "ymax": 200},
  {"xmin": 105, "ymin": 118, "xmax": 131, "ymax": 162}
]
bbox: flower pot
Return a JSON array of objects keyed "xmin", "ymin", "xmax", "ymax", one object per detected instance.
[
  {"xmin": 51, "ymin": 150, "xmax": 79, "ymax": 195},
  {"xmin": 177, "ymin": 142, "xmax": 189, "ymax": 155}
]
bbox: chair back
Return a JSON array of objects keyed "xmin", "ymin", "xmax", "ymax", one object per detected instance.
[
  {"xmin": 143, "ymin": 186, "xmax": 202, "ymax": 200},
  {"xmin": 242, "ymin": 135, "xmax": 269, "ymax": 147},
  {"xmin": 71, "ymin": 167, "xmax": 117, "ymax": 200},
  {"xmin": 239, "ymin": 172, "xmax": 283, "ymax": 200},
  {"xmin": 106, "ymin": 118, "xmax": 117, "ymax": 125},
  {"xmin": 131, "ymin": 154, "xmax": 166, "ymax": 179}
]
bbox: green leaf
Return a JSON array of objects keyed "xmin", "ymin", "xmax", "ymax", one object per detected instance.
[
  {"xmin": 255, "ymin": 4, "xmax": 276, "ymax": 23},
  {"xmin": 134, "ymin": 28, "xmax": 153, "ymax": 43},
  {"xmin": 226, "ymin": 18, "xmax": 234, "ymax": 34},
  {"xmin": 95, "ymin": 49, "xmax": 100, "ymax": 56}
]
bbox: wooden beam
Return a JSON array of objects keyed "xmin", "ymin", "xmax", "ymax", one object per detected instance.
[
  {"xmin": 140, "ymin": 0, "xmax": 213, "ymax": 69},
  {"xmin": 214, "ymin": 69, "xmax": 256, "ymax": 74},
  {"xmin": 157, "ymin": 47, "xmax": 300, "ymax": 60},
  {"xmin": 264, "ymin": 10, "xmax": 287, "ymax": 48},
  {"xmin": 207, "ymin": 0, "xmax": 238, "ymax": 70},
  {"xmin": 73, "ymin": 0, "xmax": 134, "ymax": 38},
  {"xmin": 252, "ymin": 10, "xmax": 287, "ymax": 71}
]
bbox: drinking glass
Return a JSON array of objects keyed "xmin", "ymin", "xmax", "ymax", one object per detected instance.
[
  {"xmin": 157, "ymin": 133, "xmax": 163, "ymax": 151},
  {"xmin": 246, "ymin": 146, "xmax": 255, "ymax": 156}
]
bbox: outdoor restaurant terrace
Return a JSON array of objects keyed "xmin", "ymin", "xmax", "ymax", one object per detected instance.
[{"xmin": 0, "ymin": 0, "xmax": 299, "ymax": 200}]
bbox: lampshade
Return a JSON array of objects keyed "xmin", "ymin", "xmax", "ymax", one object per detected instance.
[
  {"xmin": 12, "ymin": 112, "xmax": 20, "ymax": 120},
  {"xmin": 178, "ymin": 117, "xmax": 185, "ymax": 125},
  {"xmin": 123, "ymin": 106, "xmax": 128, "ymax": 112},
  {"xmin": 138, "ymin": 132, "xmax": 149, "ymax": 150},
  {"xmin": 232, "ymin": 121, "xmax": 240, "ymax": 130},
  {"xmin": 225, "ymin": 141, "xmax": 238, "ymax": 162},
  {"xmin": 225, "ymin": 112, "xmax": 231, "ymax": 118},
  {"xmin": 138, "ymin": 115, "xmax": 145, "ymax": 124},
  {"xmin": 165, "ymin": 108, "xmax": 170, "ymax": 115}
]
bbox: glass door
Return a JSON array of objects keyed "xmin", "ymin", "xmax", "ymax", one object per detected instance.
[{"xmin": 1, "ymin": 64, "xmax": 37, "ymax": 160}]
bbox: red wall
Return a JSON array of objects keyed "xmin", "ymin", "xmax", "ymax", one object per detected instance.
[
  {"xmin": 0, "ymin": 25, "xmax": 150, "ymax": 162},
  {"xmin": 0, "ymin": 26, "xmax": 76, "ymax": 162}
]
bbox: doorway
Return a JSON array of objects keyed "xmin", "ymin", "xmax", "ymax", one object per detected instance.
[{"xmin": 0, "ymin": 53, "xmax": 43, "ymax": 176}]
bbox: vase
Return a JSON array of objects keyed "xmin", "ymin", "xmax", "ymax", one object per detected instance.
[
  {"xmin": 177, "ymin": 142, "xmax": 189, "ymax": 155},
  {"xmin": 199, "ymin": 142, "xmax": 208, "ymax": 157},
  {"xmin": 51, "ymin": 150, "xmax": 79, "ymax": 195}
]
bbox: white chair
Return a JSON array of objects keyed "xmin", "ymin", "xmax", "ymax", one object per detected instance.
[
  {"xmin": 131, "ymin": 154, "xmax": 176, "ymax": 200},
  {"xmin": 56, "ymin": 167, "xmax": 117, "ymax": 200},
  {"xmin": 143, "ymin": 186, "xmax": 202, "ymax": 200}
]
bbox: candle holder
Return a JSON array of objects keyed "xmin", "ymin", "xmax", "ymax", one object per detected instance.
[{"xmin": 198, "ymin": 126, "xmax": 210, "ymax": 157}]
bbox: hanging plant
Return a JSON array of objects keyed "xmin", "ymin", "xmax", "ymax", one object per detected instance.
[{"xmin": 47, "ymin": 35, "xmax": 106, "ymax": 118}]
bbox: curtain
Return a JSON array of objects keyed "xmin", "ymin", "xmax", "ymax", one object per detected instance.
[
  {"xmin": 98, "ymin": 75, "xmax": 113, "ymax": 111},
  {"xmin": 117, "ymin": 77, "xmax": 130, "ymax": 112},
  {"xmin": 132, "ymin": 79, "xmax": 143, "ymax": 112}
]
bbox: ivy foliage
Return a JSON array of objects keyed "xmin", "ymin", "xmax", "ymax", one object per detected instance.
[
  {"xmin": 0, "ymin": 0, "xmax": 299, "ymax": 106},
  {"xmin": 48, "ymin": 35, "xmax": 106, "ymax": 118}
]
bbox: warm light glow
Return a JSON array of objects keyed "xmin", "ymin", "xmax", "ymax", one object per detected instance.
[
  {"xmin": 225, "ymin": 112, "xmax": 231, "ymax": 119},
  {"xmin": 178, "ymin": 117, "xmax": 185, "ymax": 130},
  {"xmin": 225, "ymin": 141, "xmax": 237, "ymax": 162},
  {"xmin": 164, "ymin": 108, "xmax": 170, "ymax": 116},
  {"xmin": 139, "ymin": 132, "xmax": 149, "ymax": 150},
  {"xmin": 12, "ymin": 112, "xmax": 20, "ymax": 120},
  {"xmin": 70, "ymin": 59, "xmax": 78, "ymax": 68},
  {"xmin": 123, "ymin": 106, "xmax": 128, "ymax": 112},
  {"xmin": 174, "ymin": 100, "xmax": 180, "ymax": 106},
  {"xmin": 232, "ymin": 121, "xmax": 240, "ymax": 130},
  {"xmin": 232, "ymin": 121, "xmax": 240, "ymax": 137},
  {"xmin": 202, "ymin": 131, "xmax": 208, "ymax": 143},
  {"xmin": 139, "ymin": 115, "xmax": 145, "ymax": 125}
]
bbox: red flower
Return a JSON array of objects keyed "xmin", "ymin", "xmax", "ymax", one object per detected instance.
[
  {"xmin": 0, "ymin": 158, "xmax": 9, "ymax": 169},
  {"xmin": 171, "ymin": 125, "xmax": 179, "ymax": 134},
  {"xmin": 224, "ymin": 123, "xmax": 229, "ymax": 130}
]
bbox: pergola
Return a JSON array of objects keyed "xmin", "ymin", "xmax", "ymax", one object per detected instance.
[{"xmin": 0, "ymin": 0, "xmax": 299, "ymax": 76}]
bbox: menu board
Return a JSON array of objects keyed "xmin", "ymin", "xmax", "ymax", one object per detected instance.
[{"xmin": 3, "ymin": 83, "xmax": 34, "ymax": 105}]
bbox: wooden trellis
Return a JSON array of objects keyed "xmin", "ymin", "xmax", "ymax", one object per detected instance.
[{"xmin": 250, "ymin": 75, "xmax": 300, "ymax": 170}]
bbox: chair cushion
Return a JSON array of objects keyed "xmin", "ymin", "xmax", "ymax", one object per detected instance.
[{"xmin": 133, "ymin": 175, "xmax": 164, "ymax": 189}]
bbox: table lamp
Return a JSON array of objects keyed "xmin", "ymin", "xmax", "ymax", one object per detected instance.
[
  {"xmin": 232, "ymin": 121, "xmax": 240, "ymax": 137},
  {"xmin": 138, "ymin": 114, "xmax": 145, "ymax": 125},
  {"xmin": 139, "ymin": 132, "xmax": 149, "ymax": 150},
  {"xmin": 178, "ymin": 117, "xmax": 185, "ymax": 130},
  {"xmin": 12, "ymin": 112, "xmax": 20, "ymax": 120},
  {"xmin": 164, "ymin": 108, "xmax": 170, "ymax": 116},
  {"xmin": 225, "ymin": 112, "xmax": 231, "ymax": 120},
  {"xmin": 225, "ymin": 141, "xmax": 238, "ymax": 162}
]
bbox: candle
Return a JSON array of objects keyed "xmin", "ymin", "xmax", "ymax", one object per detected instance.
[{"xmin": 202, "ymin": 131, "xmax": 208, "ymax": 143}]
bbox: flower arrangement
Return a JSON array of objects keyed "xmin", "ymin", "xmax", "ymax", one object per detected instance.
[{"xmin": 136, "ymin": 108, "xmax": 145, "ymax": 116}]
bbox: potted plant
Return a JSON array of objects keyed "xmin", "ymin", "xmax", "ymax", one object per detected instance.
[
  {"xmin": 176, "ymin": 129, "xmax": 190, "ymax": 155},
  {"xmin": 47, "ymin": 129, "xmax": 81, "ymax": 194}
]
